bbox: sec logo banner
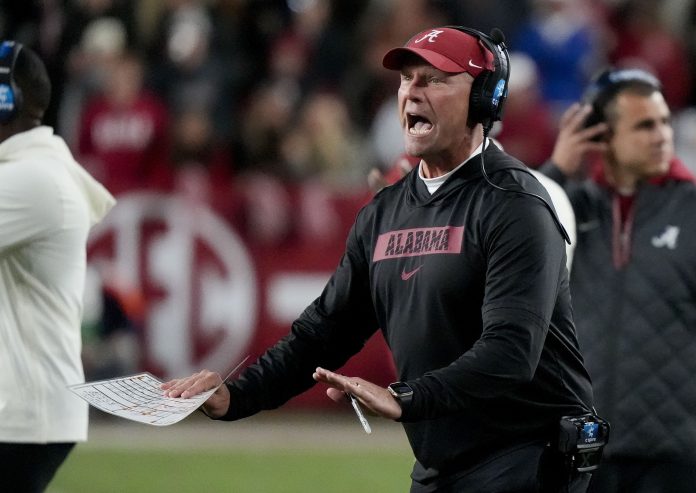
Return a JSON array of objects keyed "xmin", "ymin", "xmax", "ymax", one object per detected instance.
[{"xmin": 87, "ymin": 193, "xmax": 257, "ymax": 380}]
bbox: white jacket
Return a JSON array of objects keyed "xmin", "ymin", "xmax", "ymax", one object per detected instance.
[{"xmin": 0, "ymin": 126, "xmax": 115, "ymax": 443}]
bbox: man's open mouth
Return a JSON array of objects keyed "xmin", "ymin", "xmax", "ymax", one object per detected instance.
[{"xmin": 407, "ymin": 113, "xmax": 433, "ymax": 135}]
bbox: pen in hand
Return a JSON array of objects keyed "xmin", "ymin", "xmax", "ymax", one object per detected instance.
[{"xmin": 347, "ymin": 393, "xmax": 372, "ymax": 434}]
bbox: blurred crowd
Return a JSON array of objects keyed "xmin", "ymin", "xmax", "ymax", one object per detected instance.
[{"xmin": 3, "ymin": 0, "xmax": 696, "ymax": 217}]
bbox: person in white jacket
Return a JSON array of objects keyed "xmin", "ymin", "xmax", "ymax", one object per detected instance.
[{"xmin": 0, "ymin": 41, "xmax": 115, "ymax": 492}]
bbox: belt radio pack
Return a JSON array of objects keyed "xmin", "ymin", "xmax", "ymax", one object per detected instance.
[{"xmin": 556, "ymin": 413, "xmax": 610, "ymax": 473}]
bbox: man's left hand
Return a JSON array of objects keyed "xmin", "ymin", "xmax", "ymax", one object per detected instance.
[{"xmin": 313, "ymin": 367, "xmax": 402, "ymax": 420}]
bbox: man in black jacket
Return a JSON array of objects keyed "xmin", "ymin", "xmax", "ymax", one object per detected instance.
[
  {"xmin": 540, "ymin": 68, "xmax": 696, "ymax": 493},
  {"xmin": 165, "ymin": 27, "xmax": 595, "ymax": 493}
]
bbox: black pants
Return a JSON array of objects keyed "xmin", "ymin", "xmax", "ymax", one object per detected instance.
[
  {"xmin": 588, "ymin": 457, "xmax": 696, "ymax": 493},
  {"xmin": 0, "ymin": 442, "xmax": 75, "ymax": 493},
  {"xmin": 410, "ymin": 442, "xmax": 591, "ymax": 493}
]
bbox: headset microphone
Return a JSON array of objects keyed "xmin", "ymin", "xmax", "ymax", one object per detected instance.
[{"xmin": 488, "ymin": 28, "xmax": 505, "ymax": 46}]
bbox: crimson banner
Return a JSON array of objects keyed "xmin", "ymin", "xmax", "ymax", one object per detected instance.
[{"xmin": 86, "ymin": 188, "xmax": 396, "ymax": 409}]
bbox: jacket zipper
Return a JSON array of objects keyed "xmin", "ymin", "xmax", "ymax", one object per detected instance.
[{"xmin": 611, "ymin": 195, "xmax": 635, "ymax": 269}]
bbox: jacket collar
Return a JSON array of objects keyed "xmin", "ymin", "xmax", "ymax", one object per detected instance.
[{"xmin": 406, "ymin": 142, "xmax": 528, "ymax": 204}]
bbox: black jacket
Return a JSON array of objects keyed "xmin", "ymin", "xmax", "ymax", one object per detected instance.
[
  {"xmin": 541, "ymin": 158, "xmax": 696, "ymax": 462},
  {"xmin": 224, "ymin": 144, "xmax": 594, "ymax": 483}
]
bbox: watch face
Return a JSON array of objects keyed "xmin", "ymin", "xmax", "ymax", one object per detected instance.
[{"xmin": 389, "ymin": 382, "xmax": 414, "ymax": 396}]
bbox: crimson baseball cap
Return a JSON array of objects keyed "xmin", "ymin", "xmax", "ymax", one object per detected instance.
[{"xmin": 382, "ymin": 27, "xmax": 495, "ymax": 77}]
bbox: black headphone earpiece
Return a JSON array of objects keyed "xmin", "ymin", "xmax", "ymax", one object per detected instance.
[
  {"xmin": 447, "ymin": 26, "xmax": 510, "ymax": 132},
  {"xmin": 0, "ymin": 40, "xmax": 24, "ymax": 124}
]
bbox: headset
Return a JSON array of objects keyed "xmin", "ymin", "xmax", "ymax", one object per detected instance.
[
  {"xmin": 583, "ymin": 67, "xmax": 661, "ymax": 131},
  {"xmin": 0, "ymin": 40, "xmax": 23, "ymax": 124},
  {"xmin": 447, "ymin": 27, "xmax": 570, "ymax": 245},
  {"xmin": 448, "ymin": 26, "xmax": 510, "ymax": 132}
]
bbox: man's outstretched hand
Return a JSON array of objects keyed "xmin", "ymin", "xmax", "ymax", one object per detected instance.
[{"xmin": 313, "ymin": 367, "xmax": 402, "ymax": 420}]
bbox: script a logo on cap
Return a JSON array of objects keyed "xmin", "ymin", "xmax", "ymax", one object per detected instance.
[{"xmin": 414, "ymin": 29, "xmax": 444, "ymax": 44}]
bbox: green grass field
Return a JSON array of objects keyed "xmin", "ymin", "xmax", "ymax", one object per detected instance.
[
  {"xmin": 46, "ymin": 411, "xmax": 414, "ymax": 493},
  {"xmin": 48, "ymin": 448, "xmax": 413, "ymax": 493}
]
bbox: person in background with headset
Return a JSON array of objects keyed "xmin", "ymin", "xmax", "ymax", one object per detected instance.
[
  {"xmin": 163, "ymin": 26, "xmax": 595, "ymax": 492},
  {"xmin": 0, "ymin": 41, "xmax": 115, "ymax": 492},
  {"xmin": 540, "ymin": 68, "xmax": 696, "ymax": 493}
]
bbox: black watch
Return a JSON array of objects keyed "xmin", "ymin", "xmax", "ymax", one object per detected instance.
[{"xmin": 388, "ymin": 381, "xmax": 414, "ymax": 407}]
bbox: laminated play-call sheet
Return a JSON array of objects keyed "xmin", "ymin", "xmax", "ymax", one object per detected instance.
[{"xmin": 69, "ymin": 357, "xmax": 248, "ymax": 426}]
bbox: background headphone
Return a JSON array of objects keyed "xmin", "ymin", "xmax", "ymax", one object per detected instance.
[
  {"xmin": 583, "ymin": 67, "xmax": 661, "ymax": 130},
  {"xmin": 448, "ymin": 26, "xmax": 510, "ymax": 132},
  {"xmin": 0, "ymin": 40, "xmax": 23, "ymax": 124}
]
